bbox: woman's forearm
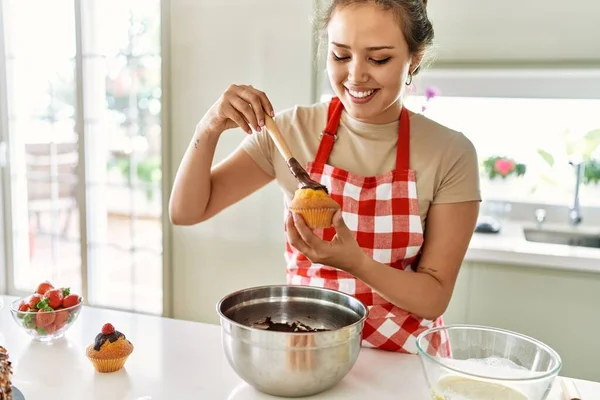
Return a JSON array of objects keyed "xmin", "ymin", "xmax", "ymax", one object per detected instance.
[
  {"xmin": 169, "ymin": 122, "xmax": 221, "ymax": 225},
  {"xmin": 353, "ymin": 256, "xmax": 450, "ymax": 320}
]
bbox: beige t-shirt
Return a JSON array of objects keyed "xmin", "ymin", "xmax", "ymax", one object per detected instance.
[{"xmin": 241, "ymin": 101, "xmax": 481, "ymax": 229}]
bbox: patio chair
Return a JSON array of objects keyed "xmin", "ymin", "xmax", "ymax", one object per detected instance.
[{"xmin": 25, "ymin": 142, "xmax": 78, "ymax": 237}]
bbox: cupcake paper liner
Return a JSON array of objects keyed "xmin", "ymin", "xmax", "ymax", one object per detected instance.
[
  {"xmin": 87, "ymin": 355, "xmax": 130, "ymax": 373},
  {"xmin": 290, "ymin": 207, "xmax": 337, "ymax": 229}
]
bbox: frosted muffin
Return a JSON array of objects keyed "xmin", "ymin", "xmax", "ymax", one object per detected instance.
[
  {"xmin": 288, "ymin": 188, "xmax": 340, "ymax": 229},
  {"xmin": 86, "ymin": 323, "xmax": 134, "ymax": 373}
]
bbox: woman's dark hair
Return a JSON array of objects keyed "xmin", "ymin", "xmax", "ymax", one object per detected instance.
[{"xmin": 315, "ymin": 0, "xmax": 434, "ymax": 75}]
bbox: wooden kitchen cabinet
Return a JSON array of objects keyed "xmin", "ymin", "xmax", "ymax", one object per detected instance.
[{"xmin": 444, "ymin": 262, "xmax": 600, "ymax": 382}]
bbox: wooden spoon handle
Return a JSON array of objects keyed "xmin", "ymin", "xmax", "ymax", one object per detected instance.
[
  {"xmin": 264, "ymin": 115, "xmax": 293, "ymax": 161},
  {"xmin": 561, "ymin": 379, "xmax": 581, "ymax": 400}
]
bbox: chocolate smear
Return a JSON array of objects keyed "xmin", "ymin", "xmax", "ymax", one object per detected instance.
[
  {"xmin": 93, "ymin": 330, "xmax": 127, "ymax": 351},
  {"xmin": 286, "ymin": 158, "xmax": 328, "ymax": 193}
]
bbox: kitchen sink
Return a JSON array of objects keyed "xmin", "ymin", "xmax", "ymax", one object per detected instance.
[{"xmin": 523, "ymin": 227, "xmax": 600, "ymax": 249}]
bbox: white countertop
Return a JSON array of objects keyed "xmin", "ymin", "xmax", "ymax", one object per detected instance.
[
  {"xmin": 0, "ymin": 296, "xmax": 598, "ymax": 400},
  {"xmin": 466, "ymin": 221, "xmax": 600, "ymax": 273}
]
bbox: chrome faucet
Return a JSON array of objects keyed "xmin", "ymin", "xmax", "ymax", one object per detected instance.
[
  {"xmin": 534, "ymin": 208, "xmax": 547, "ymax": 229},
  {"xmin": 569, "ymin": 161, "xmax": 585, "ymax": 227}
]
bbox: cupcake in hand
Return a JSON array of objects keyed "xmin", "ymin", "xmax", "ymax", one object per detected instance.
[
  {"xmin": 288, "ymin": 188, "xmax": 340, "ymax": 229},
  {"xmin": 86, "ymin": 323, "xmax": 133, "ymax": 373}
]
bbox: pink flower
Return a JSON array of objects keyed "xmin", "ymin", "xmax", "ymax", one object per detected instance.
[
  {"xmin": 425, "ymin": 87, "xmax": 439, "ymax": 101},
  {"xmin": 494, "ymin": 158, "xmax": 516, "ymax": 176}
]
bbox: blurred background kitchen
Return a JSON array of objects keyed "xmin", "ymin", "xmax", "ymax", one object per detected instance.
[{"xmin": 0, "ymin": 0, "xmax": 599, "ymax": 381}]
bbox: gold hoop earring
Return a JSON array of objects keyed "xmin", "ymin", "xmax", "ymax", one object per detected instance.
[{"xmin": 405, "ymin": 73, "xmax": 413, "ymax": 86}]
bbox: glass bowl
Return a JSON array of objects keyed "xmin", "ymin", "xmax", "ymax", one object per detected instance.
[
  {"xmin": 416, "ymin": 325, "xmax": 562, "ymax": 400},
  {"xmin": 9, "ymin": 296, "xmax": 83, "ymax": 342}
]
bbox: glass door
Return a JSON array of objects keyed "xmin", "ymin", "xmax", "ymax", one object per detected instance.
[{"xmin": 0, "ymin": 0, "xmax": 165, "ymax": 315}]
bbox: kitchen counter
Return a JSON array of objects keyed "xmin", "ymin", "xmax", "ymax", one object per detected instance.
[
  {"xmin": 466, "ymin": 221, "xmax": 600, "ymax": 273},
  {"xmin": 1, "ymin": 296, "xmax": 598, "ymax": 399}
]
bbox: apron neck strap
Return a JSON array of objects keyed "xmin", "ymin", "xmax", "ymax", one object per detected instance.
[
  {"xmin": 396, "ymin": 107, "xmax": 410, "ymax": 171},
  {"xmin": 314, "ymin": 97, "xmax": 411, "ymax": 171},
  {"xmin": 314, "ymin": 97, "xmax": 344, "ymax": 165}
]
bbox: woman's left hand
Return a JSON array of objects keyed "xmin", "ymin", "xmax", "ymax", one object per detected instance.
[{"xmin": 286, "ymin": 210, "xmax": 367, "ymax": 273}]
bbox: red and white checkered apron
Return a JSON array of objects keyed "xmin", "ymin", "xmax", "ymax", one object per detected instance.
[{"xmin": 285, "ymin": 97, "xmax": 450, "ymax": 355}]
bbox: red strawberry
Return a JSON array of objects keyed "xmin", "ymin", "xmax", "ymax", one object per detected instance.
[
  {"xmin": 28, "ymin": 294, "xmax": 42, "ymax": 309},
  {"xmin": 101, "ymin": 323, "xmax": 115, "ymax": 335},
  {"xmin": 44, "ymin": 288, "xmax": 64, "ymax": 309},
  {"xmin": 35, "ymin": 311, "xmax": 56, "ymax": 328},
  {"xmin": 54, "ymin": 310, "xmax": 70, "ymax": 329},
  {"xmin": 62, "ymin": 294, "xmax": 80, "ymax": 309},
  {"xmin": 45, "ymin": 323, "xmax": 58, "ymax": 334},
  {"xmin": 18, "ymin": 302, "xmax": 30, "ymax": 312},
  {"xmin": 36, "ymin": 281, "xmax": 54, "ymax": 295}
]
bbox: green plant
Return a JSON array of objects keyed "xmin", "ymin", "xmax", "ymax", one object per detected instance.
[
  {"xmin": 538, "ymin": 128, "xmax": 600, "ymax": 186},
  {"xmin": 584, "ymin": 159, "xmax": 600, "ymax": 185},
  {"xmin": 482, "ymin": 156, "xmax": 527, "ymax": 180},
  {"xmin": 108, "ymin": 156, "xmax": 162, "ymax": 201}
]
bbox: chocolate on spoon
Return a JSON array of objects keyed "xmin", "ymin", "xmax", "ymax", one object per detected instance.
[{"xmin": 263, "ymin": 115, "xmax": 328, "ymax": 194}]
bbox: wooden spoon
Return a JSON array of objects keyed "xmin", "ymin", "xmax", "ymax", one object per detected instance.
[
  {"xmin": 263, "ymin": 115, "xmax": 328, "ymax": 193},
  {"xmin": 561, "ymin": 378, "xmax": 581, "ymax": 400}
]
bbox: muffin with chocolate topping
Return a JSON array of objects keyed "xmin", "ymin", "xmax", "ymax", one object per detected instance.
[
  {"xmin": 288, "ymin": 188, "xmax": 340, "ymax": 229},
  {"xmin": 86, "ymin": 323, "xmax": 133, "ymax": 373}
]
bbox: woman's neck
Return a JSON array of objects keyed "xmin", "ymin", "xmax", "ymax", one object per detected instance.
[{"xmin": 357, "ymin": 99, "xmax": 403, "ymax": 125}]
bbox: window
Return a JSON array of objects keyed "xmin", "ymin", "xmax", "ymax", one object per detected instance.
[
  {"xmin": 320, "ymin": 68, "xmax": 600, "ymax": 208},
  {"xmin": 0, "ymin": 0, "xmax": 165, "ymax": 315},
  {"xmin": 403, "ymin": 95, "xmax": 600, "ymax": 208}
]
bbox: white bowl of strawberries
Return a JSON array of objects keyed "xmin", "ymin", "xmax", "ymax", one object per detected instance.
[{"xmin": 9, "ymin": 281, "xmax": 83, "ymax": 342}]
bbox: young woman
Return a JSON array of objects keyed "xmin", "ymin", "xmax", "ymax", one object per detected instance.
[{"xmin": 170, "ymin": 0, "xmax": 480, "ymax": 355}]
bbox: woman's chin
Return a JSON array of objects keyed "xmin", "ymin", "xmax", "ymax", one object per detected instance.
[{"xmin": 343, "ymin": 103, "xmax": 383, "ymax": 123}]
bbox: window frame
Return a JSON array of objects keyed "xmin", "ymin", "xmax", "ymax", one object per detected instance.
[
  {"xmin": 410, "ymin": 67, "xmax": 600, "ymax": 100},
  {"xmin": 0, "ymin": 0, "xmax": 10, "ymax": 296},
  {"xmin": 0, "ymin": 0, "xmax": 172, "ymax": 317}
]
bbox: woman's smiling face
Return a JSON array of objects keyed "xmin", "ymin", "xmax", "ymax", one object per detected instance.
[{"xmin": 326, "ymin": 3, "xmax": 419, "ymax": 124}]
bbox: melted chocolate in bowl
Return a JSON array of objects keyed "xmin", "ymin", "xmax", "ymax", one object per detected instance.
[
  {"xmin": 251, "ymin": 316, "xmax": 329, "ymax": 332},
  {"xmin": 217, "ymin": 285, "xmax": 369, "ymax": 397}
]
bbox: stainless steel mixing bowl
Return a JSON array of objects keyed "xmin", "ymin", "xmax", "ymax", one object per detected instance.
[{"xmin": 217, "ymin": 284, "xmax": 368, "ymax": 398}]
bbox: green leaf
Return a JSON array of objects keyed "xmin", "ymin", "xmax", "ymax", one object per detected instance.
[
  {"xmin": 582, "ymin": 129, "xmax": 600, "ymax": 160},
  {"xmin": 584, "ymin": 160, "xmax": 600, "ymax": 185},
  {"xmin": 23, "ymin": 313, "xmax": 36, "ymax": 329},
  {"xmin": 584, "ymin": 129, "xmax": 600, "ymax": 142},
  {"xmin": 537, "ymin": 149, "xmax": 554, "ymax": 167},
  {"xmin": 62, "ymin": 287, "xmax": 71, "ymax": 297},
  {"xmin": 515, "ymin": 163, "xmax": 527, "ymax": 176},
  {"xmin": 540, "ymin": 173, "xmax": 557, "ymax": 187},
  {"xmin": 36, "ymin": 298, "xmax": 49, "ymax": 309}
]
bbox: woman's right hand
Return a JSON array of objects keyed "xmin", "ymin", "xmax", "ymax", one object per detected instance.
[{"xmin": 200, "ymin": 84, "xmax": 275, "ymax": 136}]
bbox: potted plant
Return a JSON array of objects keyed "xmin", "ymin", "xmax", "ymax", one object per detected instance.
[
  {"xmin": 479, "ymin": 155, "xmax": 527, "ymax": 201},
  {"xmin": 482, "ymin": 156, "xmax": 527, "ymax": 181},
  {"xmin": 583, "ymin": 159, "xmax": 600, "ymax": 185},
  {"xmin": 537, "ymin": 128, "xmax": 600, "ymax": 202}
]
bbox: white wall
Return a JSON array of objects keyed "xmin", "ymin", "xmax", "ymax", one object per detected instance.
[
  {"xmin": 427, "ymin": 0, "xmax": 600, "ymax": 64},
  {"xmin": 168, "ymin": 0, "xmax": 316, "ymax": 323},
  {"xmin": 167, "ymin": 0, "xmax": 600, "ymax": 325}
]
